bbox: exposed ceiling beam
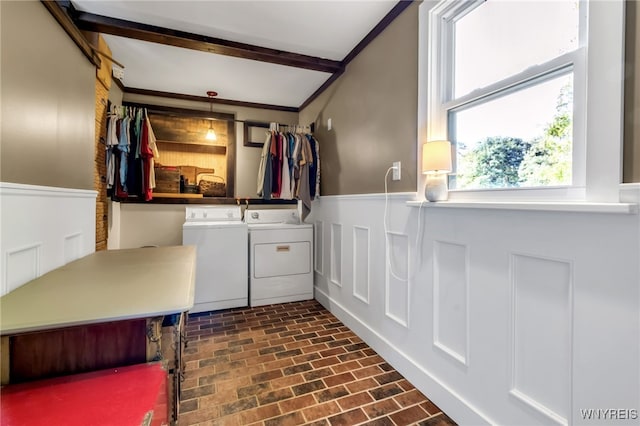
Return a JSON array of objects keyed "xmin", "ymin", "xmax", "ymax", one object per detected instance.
[
  {"xmin": 41, "ymin": 1, "xmax": 101, "ymax": 67},
  {"xmin": 73, "ymin": 11, "xmax": 343, "ymax": 74},
  {"xmin": 342, "ymin": 0, "xmax": 414, "ymax": 66},
  {"xmin": 300, "ymin": 0, "xmax": 413, "ymax": 110},
  {"xmin": 124, "ymin": 87, "xmax": 299, "ymax": 113}
]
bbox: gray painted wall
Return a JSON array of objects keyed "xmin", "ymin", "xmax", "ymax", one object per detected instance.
[
  {"xmin": 1, "ymin": 1, "xmax": 95, "ymax": 190},
  {"xmin": 299, "ymin": 2, "xmax": 419, "ymax": 195}
]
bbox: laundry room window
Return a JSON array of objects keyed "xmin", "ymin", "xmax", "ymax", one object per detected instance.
[{"xmin": 422, "ymin": 0, "xmax": 625, "ymax": 202}]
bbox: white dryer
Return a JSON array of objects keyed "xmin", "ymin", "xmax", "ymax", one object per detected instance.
[
  {"xmin": 182, "ymin": 206, "xmax": 248, "ymax": 313},
  {"xmin": 245, "ymin": 209, "xmax": 313, "ymax": 307}
]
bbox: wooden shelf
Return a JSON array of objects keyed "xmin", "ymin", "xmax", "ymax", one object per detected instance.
[
  {"xmin": 152, "ymin": 192, "xmax": 203, "ymax": 199},
  {"xmin": 118, "ymin": 196, "xmax": 298, "ymax": 205},
  {"xmin": 156, "ymin": 140, "xmax": 226, "ymax": 155}
]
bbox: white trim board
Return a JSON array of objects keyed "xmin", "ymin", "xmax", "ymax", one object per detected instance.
[
  {"xmin": 0, "ymin": 182, "xmax": 97, "ymax": 198},
  {"xmin": 1, "ymin": 182, "xmax": 96, "ymax": 295}
]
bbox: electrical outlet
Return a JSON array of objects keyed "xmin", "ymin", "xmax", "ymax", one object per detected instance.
[{"xmin": 392, "ymin": 161, "xmax": 401, "ymax": 181}]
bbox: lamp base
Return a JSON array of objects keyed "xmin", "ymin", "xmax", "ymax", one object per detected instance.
[{"xmin": 424, "ymin": 174, "xmax": 448, "ymax": 202}]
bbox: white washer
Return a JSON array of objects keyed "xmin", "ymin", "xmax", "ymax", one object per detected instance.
[
  {"xmin": 182, "ymin": 206, "xmax": 248, "ymax": 313},
  {"xmin": 245, "ymin": 209, "xmax": 313, "ymax": 307}
]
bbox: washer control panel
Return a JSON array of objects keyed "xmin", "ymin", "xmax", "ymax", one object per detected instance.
[{"xmin": 185, "ymin": 206, "xmax": 242, "ymax": 222}]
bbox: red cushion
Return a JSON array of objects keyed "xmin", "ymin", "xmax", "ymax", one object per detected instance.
[{"xmin": 1, "ymin": 363, "xmax": 167, "ymax": 426}]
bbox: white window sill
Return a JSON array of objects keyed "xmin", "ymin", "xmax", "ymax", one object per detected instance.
[{"xmin": 406, "ymin": 200, "xmax": 638, "ymax": 214}]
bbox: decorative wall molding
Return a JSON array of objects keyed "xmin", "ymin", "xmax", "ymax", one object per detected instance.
[
  {"xmin": 330, "ymin": 223, "xmax": 343, "ymax": 287},
  {"xmin": 353, "ymin": 226, "xmax": 370, "ymax": 304},
  {"xmin": 1, "ymin": 183, "xmax": 96, "ymax": 295},
  {"xmin": 433, "ymin": 241, "xmax": 469, "ymax": 367},
  {"xmin": 308, "ymin": 192, "xmax": 639, "ymax": 426},
  {"xmin": 314, "ymin": 221, "xmax": 324, "ymax": 274},
  {"xmin": 4, "ymin": 243, "xmax": 41, "ymax": 295},
  {"xmin": 385, "ymin": 231, "xmax": 409, "ymax": 328},
  {"xmin": 64, "ymin": 232, "xmax": 83, "ymax": 264},
  {"xmin": 509, "ymin": 253, "xmax": 572, "ymax": 426}
]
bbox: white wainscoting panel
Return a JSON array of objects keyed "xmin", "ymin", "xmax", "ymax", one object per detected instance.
[
  {"xmin": 5, "ymin": 244, "xmax": 41, "ymax": 294},
  {"xmin": 353, "ymin": 226, "xmax": 370, "ymax": 304},
  {"xmin": 308, "ymin": 191, "xmax": 639, "ymax": 426},
  {"xmin": 510, "ymin": 254, "xmax": 572, "ymax": 426},
  {"xmin": 315, "ymin": 221, "xmax": 324, "ymax": 274},
  {"xmin": 434, "ymin": 241, "xmax": 469, "ymax": 366},
  {"xmin": 330, "ymin": 223, "xmax": 342, "ymax": 286},
  {"xmin": 385, "ymin": 231, "xmax": 409, "ymax": 327},
  {"xmin": 0, "ymin": 183, "xmax": 96, "ymax": 295},
  {"xmin": 64, "ymin": 232, "xmax": 83, "ymax": 264}
]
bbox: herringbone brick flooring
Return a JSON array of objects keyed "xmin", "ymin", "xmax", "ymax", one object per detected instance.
[{"xmin": 179, "ymin": 300, "xmax": 457, "ymax": 426}]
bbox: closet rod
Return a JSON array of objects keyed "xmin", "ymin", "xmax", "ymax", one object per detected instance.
[{"xmin": 121, "ymin": 102, "xmax": 312, "ymax": 130}]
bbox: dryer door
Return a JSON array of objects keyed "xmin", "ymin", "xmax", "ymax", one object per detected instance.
[{"xmin": 253, "ymin": 241, "xmax": 311, "ymax": 278}]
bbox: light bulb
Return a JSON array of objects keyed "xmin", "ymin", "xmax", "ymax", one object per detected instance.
[{"xmin": 206, "ymin": 128, "xmax": 217, "ymax": 141}]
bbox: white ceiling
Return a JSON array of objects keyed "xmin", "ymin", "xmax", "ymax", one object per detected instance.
[{"xmin": 72, "ymin": 1, "xmax": 399, "ymax": 108}]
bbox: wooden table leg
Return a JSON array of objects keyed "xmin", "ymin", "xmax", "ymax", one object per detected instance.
[{"xmin": 1, "ymin": 336, "xmax": 10, "ymax": 385}]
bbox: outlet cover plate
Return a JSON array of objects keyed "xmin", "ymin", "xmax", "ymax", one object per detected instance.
[{"xmin": 392, "ymin": 161, "xmax": 401, "ymax": 180}]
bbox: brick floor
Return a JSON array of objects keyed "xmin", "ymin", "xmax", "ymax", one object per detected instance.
[{"xmin": 179, "ymin": 300, "xmax": 457, "ymax": 426}]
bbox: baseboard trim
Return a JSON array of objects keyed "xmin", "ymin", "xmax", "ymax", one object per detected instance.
[{"xmin": 314, "ymin": 286, "xmax": 494, "ymax": 425}]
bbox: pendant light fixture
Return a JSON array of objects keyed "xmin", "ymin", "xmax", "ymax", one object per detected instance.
[{"xmin": 205, "ymin": 91, "xmax": 218, "ymax": 141}]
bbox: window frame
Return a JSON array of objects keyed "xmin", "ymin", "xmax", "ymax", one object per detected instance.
[{"xmin": 418, "ymin": 0, "xmax": 626, "ymax": 203}]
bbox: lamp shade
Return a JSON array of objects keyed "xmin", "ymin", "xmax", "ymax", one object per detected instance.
[
  {"xmin": 422, "ymin": 140, "xmax": 452, "ymax": 174},
  {"xmin": 206, "ymin": 128, "xmax": 217, "ymax": 141}
]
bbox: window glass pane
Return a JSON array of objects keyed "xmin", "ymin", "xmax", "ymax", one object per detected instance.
[
  {"xmin": 454, "ymin": 0, "xmax": 579, "ymax": 98},
  {"xmin": 451, "ymin": 73, "xmax": 573, "ymax": 190}
]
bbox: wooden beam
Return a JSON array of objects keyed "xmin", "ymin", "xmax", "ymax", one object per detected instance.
[
  {"xmin": 299, "ymin": 0, "xmax": 413, "ymax": 110},
  {"xmin": 342, "ymin": 0, "xmax": 414, "ymax": 66},
  {"xmin": 112, "ymin": 74, "xmax": 125, "ymax": 92},
  {"xmin": 73, "ymin": 12, "xmax": 342, "ymax": 74},
  {"xmin": 125, "ymin": 87, "xmax": 299, "ymax": 113},
  {"xmin": 122, "ymin": 101, "xmax": 237, "ymax": 121},
  {"xmin": 40, "ymin": 1, "xmax": 101, "ymax": 67},
  {"xmin": 299, "ymin": 69, "xmax": 345, "ymax": 111}
]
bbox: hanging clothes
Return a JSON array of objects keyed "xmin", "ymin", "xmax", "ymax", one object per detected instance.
[
  {"xmin": 298, "ymin": 134, "xmax": 313, "ymax": 221},
  {"xmin": 287, "ymin": 133, "xmax": 296, "ymax": 195},
  {"xmin": 126, "ymin": 108, "xmax": 142, "ymax": 196},
  {"xmin": 262, "ymin": 131, "xmax": 276, "ymax": 200},
  {"xmin": 105, "ymin": 105, "xmax": 160, "ymax": 201},
  {"xmin": 139, "ymin": 110, "xmax": 159, "ymax": 201},
  {"xmin": 117, "ymin": 111, "xmax": 130, "ymax": 195},
  {"xmin": 147, "ymin": 113, "xmax": 159, "ymax": 190},
  {"xmin": 292, "ymin": 133, "xmax": 303, "ymax": 198},
  {"xmin": 280, "ymin": 131, "xmax": 292, "ymax": 200},
  {"xmin": 270, "ymin": 132, "xmax": 281, "ymax": 198},
  {"xmin": 105, "ymin": 105, "xmax": 119, "ymax": 191},
  {"xmin": 253, "ymin": 124, "xmax": 320, "ymax": 217},
  {"xmin": 257, "ymin": 131, "xmax": 271, "ymax": 197},
  {"xmin": 314, "ymin": 136, "xmax": 320, "ymax": 198},
  {"xmin": 307, "ymin": 134, "xmax": 318, "ymax": 199}
]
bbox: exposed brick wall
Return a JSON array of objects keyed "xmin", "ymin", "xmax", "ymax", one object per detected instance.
[{"xmin": 93, "ymin": 35, "xmax": 111, "ymax": 251}]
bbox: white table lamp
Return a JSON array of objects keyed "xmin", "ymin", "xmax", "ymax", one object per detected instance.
[{"xmin": 422, "ymin": 140, "xmax": 452, "ymax": 201}]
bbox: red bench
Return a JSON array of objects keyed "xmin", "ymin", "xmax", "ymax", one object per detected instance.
[{"xmin": 1, "ymin": 363, "xmax": 168, "ymax": 426}]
